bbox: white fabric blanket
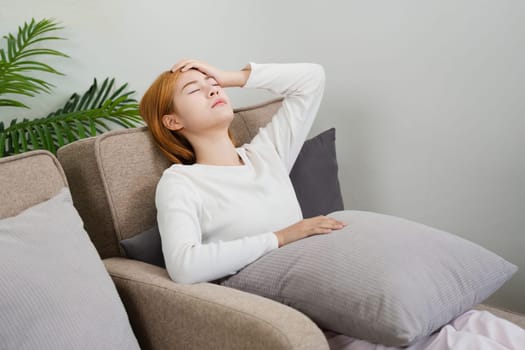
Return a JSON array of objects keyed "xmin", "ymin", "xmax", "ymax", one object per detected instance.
[{"xmin": 324, "ymin": 310, "xmax": 525, "ymax": 350}]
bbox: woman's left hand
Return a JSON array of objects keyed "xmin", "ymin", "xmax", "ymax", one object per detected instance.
[{"xmin": 169, "ymin": 59, "xmax": 251, "ymax": 88}]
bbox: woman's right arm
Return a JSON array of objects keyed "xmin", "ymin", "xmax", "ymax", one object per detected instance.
[{"xmin": 156, "ymin": 175, "xmax": 279, "ymax": 284}]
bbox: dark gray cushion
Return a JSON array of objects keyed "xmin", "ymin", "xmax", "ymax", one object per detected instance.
[
  {"xmin": 290, "ymin": 127, "xmax": 344, "ymax": 218},
  {"xmin": 0, "ymin": 187, "xmax": 140, "ymax": 349},
  {"xmin": 121, "ymin": 128, "xmax": 344, "ymax": 268},
  {"xmin": 120, "ymin": 225, "xmax": 165, "ymax": 268},
  {"xmin": 219, "ymin": 210, "xmax": 518, "ymax": 347}
]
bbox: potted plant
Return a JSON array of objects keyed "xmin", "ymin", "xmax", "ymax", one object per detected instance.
[{"xmin": 0, "ymin": 18, "xmax": 144, "ymax": 157}]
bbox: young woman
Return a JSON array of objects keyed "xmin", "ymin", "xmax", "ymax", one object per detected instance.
[
  {"xmin": 140, "ymin": 59, "xmax": 524, "ymax": 350},
  {"xmin": 140, "ymin": 59, "xmax": 347, "ymax": 285}
]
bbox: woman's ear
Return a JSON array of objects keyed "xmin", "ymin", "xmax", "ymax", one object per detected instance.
[{"xmin": 162, "ymin": 114, "xmax": 184, "ymax": 131}]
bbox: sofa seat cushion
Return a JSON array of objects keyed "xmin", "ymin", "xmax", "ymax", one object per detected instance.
[{"xmin": 0, "ymin": 187, "xmax": 140, "ymax": 349}]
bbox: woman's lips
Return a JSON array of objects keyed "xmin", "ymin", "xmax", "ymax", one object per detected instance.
[{"xmin": 212, "ymin": 99, "xmax": 226, "ymax": 108}]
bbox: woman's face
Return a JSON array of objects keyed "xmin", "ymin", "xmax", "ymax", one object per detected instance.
[{"xmin": 163, "ymin": 68, "xmax": 233, "ymax": 135}]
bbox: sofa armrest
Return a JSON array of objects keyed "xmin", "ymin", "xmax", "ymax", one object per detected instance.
[{"xmin": 104, "ymin": 257, "xmax": 329, "ymax": 350}]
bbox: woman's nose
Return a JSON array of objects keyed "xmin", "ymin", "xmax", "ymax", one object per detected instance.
[{"xmin": 208, "ymin": 86, "xmax": 219, "ymax": 97}]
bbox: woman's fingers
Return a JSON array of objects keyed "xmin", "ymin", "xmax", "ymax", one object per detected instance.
[
  {"xmin": 170, "ymin": 61, "xmax": 186, "ymax": 72},
  {"xmin": 321, "ymin": 217, "xmax": 347, "ymax": 226},
  {"xmin": 170, "ymin": 59, "xmax": 210, "ymax": 75},
  {"xmin": 169, "ymin": 60, "xmax": 224, "ymax": 84},
  {"xmin": 180, "ymin": 61, "xmax": 199, "ymax": 72},
  {"xmin": 170, "ymin": 59, "xmax": 195, "ymax": 73},
  {"xmin": 317, "ymin": 217, "xmax": 347, "ymax": 230}
]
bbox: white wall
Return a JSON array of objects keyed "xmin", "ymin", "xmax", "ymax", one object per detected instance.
[{"xmin": 2, "ymin": 0, "xmax": 524, "ymax": 313}]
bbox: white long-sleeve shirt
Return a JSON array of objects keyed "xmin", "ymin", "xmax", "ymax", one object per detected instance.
[{"xmin": 155, "ymin": 62, "xmax": 326, "ymax": 284}]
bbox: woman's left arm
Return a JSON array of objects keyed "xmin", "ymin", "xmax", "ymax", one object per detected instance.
[
  {"xmin": 170, "ymin": 60, "xmax": 326, "ymax": 172},
  {"xmin": 243, "ymin": 62, "xmax": 326, "ymax": 173}
]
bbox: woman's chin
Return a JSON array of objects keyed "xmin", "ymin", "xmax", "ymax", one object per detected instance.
[
  {"xmin": 217, "ymin": 109, "xmax": 235, "ymax": 122},
  {"xmin": 208, "ymin": 112, "xmax": 234, "ymax": 129}
]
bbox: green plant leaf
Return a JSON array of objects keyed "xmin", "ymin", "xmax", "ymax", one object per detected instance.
[
  {"xmin": 0, "ymin": 132, "xmax": 5, "ymax": 157},
  {"xmin": 50, "ymin": 121, "xmax": 64, "ymax": 147},
  {"xmin": 12, "ymin": 126, "xmax": 19, "ymax": 153},
  {"xmin": 1, "ymin": 73, "xmax": 143, "ymax": 157},
  {"xmin": 27, "ymin": 125, "xmax": 40, "ymax": 149},
  {"xmin": 42, "ymin": 124, "xmax": 55, "ymax": 153},
  {"xmin": 59, "ymin": 120, "xmax": 76, "ymax": 142},
  {"xmin": 89, "ymin": 118, "xmax": 96, "ymax": 136},
  {"xmin": 19, "ymin": 127, "xmax": 28, "ymax": 152},
  {"xmin": 0, "ymin": 18, "xmax": 68, "ymax": 109},
  {"xmin": 0, "ymin": 98, "xmax": 29, "ymax": 108},
  {"xmin": 10, "ymin": 60, "xmax": 65, "ymax": 75},
  {"xmin": 93, "ymin": 118, "xmax": 110, "ymax": 131},
  {"xmin": 109, "ymin": 82, "xmax": 128, "ymax": 100},
  {"xmin": 74, "ymin": 119, "xmax": 86, "ymax": 138},
  {"xmin": 76, "ymin": 84, "xmax": 95, "ymax": 111},
  {"xmin": 33, "ymin": 124, "xmax": 47, "ymax": 149},
  {"xmin": 16, "ymin": 48, "xmax": 69, "ymax": 60},
  {"xmin": 92, "ymin": 78, "xmax": 113, "ymax": 109}
]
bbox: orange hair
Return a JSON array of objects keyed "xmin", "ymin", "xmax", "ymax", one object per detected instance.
[{"xmin": 139, "ymin": 70, "xmax": 235, "ymax": 164}]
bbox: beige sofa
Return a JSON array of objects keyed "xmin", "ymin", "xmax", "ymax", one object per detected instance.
[{"xmin": 2, "ymin": 98, "xmax": 523, "ymax": 349}]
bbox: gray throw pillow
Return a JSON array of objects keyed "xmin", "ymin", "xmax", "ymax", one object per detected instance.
[
  {"xmin": 219, "ymin": 210, "xmax": 518, "ymax": 347},
  {"xmin": 290, "ymin": 127, "xmax": 344, "ymax": 218},
  {"xmin": 120, "ymin": 225, "xmax": 166, "ymax": 268},
  {"xmin": 0, "ymin": 187, "xmax": 140, "ymax": 350},
  {"xmin": 120, "ymin": 128, "xmax": 344, "ymax": 268}
]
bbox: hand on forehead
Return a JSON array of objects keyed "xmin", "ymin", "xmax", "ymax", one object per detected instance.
[{"xmin": 170, "ymin": 59, "xmax": 221, "ymax": 81}]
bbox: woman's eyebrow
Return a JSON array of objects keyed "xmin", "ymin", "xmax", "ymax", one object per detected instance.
[{"xmin": 180, "ymin": 76, "xmax": 214, "ymax": 92}]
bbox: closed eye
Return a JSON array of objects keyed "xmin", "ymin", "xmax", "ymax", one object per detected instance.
[{"xmin": 189, "ymin": 83, "xmax": 219, "ymax": 94}]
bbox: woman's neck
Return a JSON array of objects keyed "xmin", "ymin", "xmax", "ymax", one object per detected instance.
[{"xmin": 189, "ymin": 131, "xmax": 244, "ymax": 166}]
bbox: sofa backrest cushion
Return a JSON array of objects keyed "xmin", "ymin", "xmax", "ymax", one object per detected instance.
[
  {"xmin": 0, "ymin": 150, "xmax": 68, "ymax": 219},
  {"xmin": 57, "ymin": 98, "xmax": 283, "ymax": 259}
]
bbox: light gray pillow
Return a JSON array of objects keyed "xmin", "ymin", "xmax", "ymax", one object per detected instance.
[
  {"xmin": 220, "ymin": 210, "xmax": 518, "ymax": 347},
  {"xmin": 0, "ymin": 187, "xmax": 140, "ymax": 350}
]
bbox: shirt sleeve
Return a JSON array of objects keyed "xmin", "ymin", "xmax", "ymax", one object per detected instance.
[
  {"xmin": 155, "ymin": 174, "xmax": 279, "ymax": 284},
  {"xmin": 244, "ymin": 62, "xmax": 326, "ymax": 173}
]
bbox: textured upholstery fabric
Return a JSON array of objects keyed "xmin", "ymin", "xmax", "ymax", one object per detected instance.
[
  {"xmin": 104, "ymin": 257, "xmax": 330, "ymax": 350},
  {"xmin": 0, "ymin": 150, "xmax": 68, "ymax": 219},
  {"xmin": 56, "ymin": 138, "xmax": 127, "ymax": 258},
  {"xmin": 220, "ymin": 210, "xmax": 518, "ymax": 347}
]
